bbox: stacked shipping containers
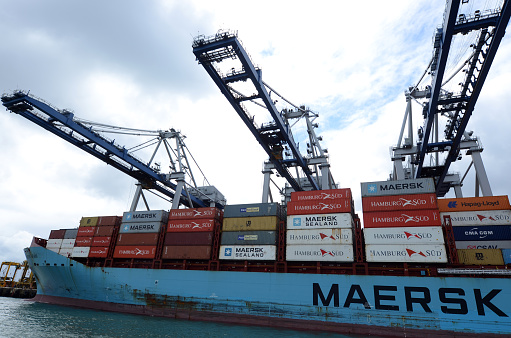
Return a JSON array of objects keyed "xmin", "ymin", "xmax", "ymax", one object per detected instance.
[
  {"xmin": 89, "ymin": 216, "xmax": 121, "ymax": 258},
  {"xmin": 47, "ymin": 229, "xmax": 77, "ymax": 257},
  {"xmin": 286, "ymin": 189, "xmax": 355, "ymax": 262},
  {"xmin": 72, "ymin": 216, "xmax": 98, "ymax": 258},
  {"xmin": 361, "ymin": 178, "xmax": 448, "ymax": 263}
]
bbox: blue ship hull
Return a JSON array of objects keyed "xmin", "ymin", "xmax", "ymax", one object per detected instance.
[{"xmin": 25, "ymin": 246, "xmax": 511, "ymax": 337}]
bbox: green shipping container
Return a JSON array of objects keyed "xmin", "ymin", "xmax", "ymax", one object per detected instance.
[{"xmin": 222, "ymin": 216, "xmax": 279, "ymax": 231}]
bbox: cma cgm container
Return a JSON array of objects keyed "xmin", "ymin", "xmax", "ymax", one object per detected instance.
[
  {"xmin": 365, "ymin": 244, "xmax": 447, "ymax": 263},
  {"xmin": 286, "ymin": 229, "xmax": 353, "ymax": 245},
  {"xmin": 362, "ymin": 193, "xmax": 437, "ymax": 212},
  {"xmin": 363, "ymin": 209, "xmax": 441, "ymax": 228},
  {"xmin": 438, "ymin": 195, "xmax": 511, "ymax": 212},
  {"xmin": 452, "ymin": 225, "xmax": 511, "ymax": 241},
  {"xmin": 286, "ymin": 244, "xmax": 354, "ymax": 262},
  {"xmin": 286, "ymin": 213, "xmax": 353, "ymax": 229},
  {"xmin": 290, "ymin": 188, "xmax": 352, "ymax": 201},
  {"xmin": 361, "ymin": 178, "xmax": 435, "ymax": 197},
  {"xmin": 363, "ymin": 226, "xmax": 444, "ymax": 244},
  {"xmin": 440, "ymin": 210, "xmax": 511, "ymax": 226}
]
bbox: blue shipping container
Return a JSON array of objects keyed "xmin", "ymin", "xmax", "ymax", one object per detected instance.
[
  {"xmin": 502, "ymin": 249, "xmax": 511, "ymax": 264},
  {"xmin": 452, "ymin": 225, "xmax": 511, "ymax": 241}
]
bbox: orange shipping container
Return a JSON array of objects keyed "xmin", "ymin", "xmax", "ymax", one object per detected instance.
[
  {"xmin": 88, "ymin": 246, "xmax": 109, "ymax": 258},
  {"xmin": 438, "ymin": 195, "xmax": 510, "ymax": 212},
  {"xmin": 113, "ymin": 246, "xmax": 156, "ymax": 259}
]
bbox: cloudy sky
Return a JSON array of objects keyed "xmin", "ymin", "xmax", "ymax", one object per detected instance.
[{"xmin": 1, "ymin": 0, "xmax": 510, "ymax": 263}]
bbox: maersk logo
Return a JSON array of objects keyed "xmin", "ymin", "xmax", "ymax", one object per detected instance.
[
  {"xmin": 293, "ymin": 218, "xmax": 301, "ymax": 226},
  {"xmin": 224, "ymin": 248, "xmax": 232, "ymax": 256},
  {"xmin": 367, "ymin": 184, "xmax": 378, "ymax": 194},
  {"xmin": 448, "ymin": 201, "xmax": 458, "ymax": 209},
  {"xmin": 126, "ymin": 213, "xmax": 132, "ymax": 220}
]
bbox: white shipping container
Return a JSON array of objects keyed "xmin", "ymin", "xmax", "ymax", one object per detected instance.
[
  {"xmin": 287, "ymin": 213, "xmax": 353, "ymax": 230},
  {"xmin": 46, "ymin": 239, "xmax": 63, "ymax": 249},
  {"xmin": 441, "ymin": 210, "xmax": 511, "ymax": 226},
  {"xmin": 286, "ymin": 244, "xmax": 354, "ymax": 262},
  {"xmin": 455, "ymin": 240, "xmax": 511, "ymax": 250},
  {"xmin": 48, "ymin": 247, "xmax": 60, "ymax": 253},
  {"xmin": 363, "ymin": 226, "xmax": 445, "ymax": 245},
  {"xmin": 286, "ymin": 229, "xmax": 353, "ymax": 245},
  {"xmin": 60, "ymin": 239, "xmax": 76, "ymax": 249},
  {"xmin": 58, "ymin": 248, "xmax": 73, "ymax": 256},
  {"xmin": 365, "ymin": 244, "xmax": 447, "ymax": 263},
  {"xmin": 71, "ymin": 246, "xmax": 90, "ymax": 258},
  {"xmin": 219, "ymin": 245, "xmax": 276, "ymax": 260}
]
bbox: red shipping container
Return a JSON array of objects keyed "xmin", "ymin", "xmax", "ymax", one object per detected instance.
[
  {"xmin": 363, "ymin": 209, "xmax": 441, "ymax": 228},
  {"xmin": 88, "ymin": 246, "xmax": 109, "ymax": 258},
  {"xmin": 162, "ymin": 245, "xmax": 211, "ymax": 259},
  {"xmin": 75, "ymin": 236, "xmax": 93, "ymax": 246},
  {"xmin": 169, "ymin": 207, "xmax": 223, "ymax": 220},
  {"xmin": 167, "ymin": 219, "xmax": 217, "ymax": 232},
  {"xmin": 164, "ymin": 232, "xmax": 213, "ymax": 246},
  {"xmin": 116, "ymin": 233, "xmax": 158, "ymax": 246},
  {"xmin": 49, "ymin": 229, "xmax": 66, "ymax": 239},
  {"xmin": 287, "ymin": 199, "xmax": 352, "ymax": 215},
  {"xmin": 291, "ymin": 188, "xmax": 352, "ymax": 202},
  {"xmin": 77, "ymin": 227, "xmax": 95, "ymax": 237},
  {"xmin": 97, "ymin": 216, "xmax": 121, "ymax": 226},
  {"xmin": 113, "ymin": 245, "xmax": 156, "ymax": 259},
  {"xmin": 91, "ymin": 236, "xmax": 112, "ymax": 247},
  {"xmin": 362, "ymin": 193, "xmax": 438, "ymax": 212},
  {"xmin": 95, "ymin": 225, "xmax": 115, "ymax": 237}
]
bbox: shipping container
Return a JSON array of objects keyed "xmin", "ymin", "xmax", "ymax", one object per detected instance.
[
  {"xmin": 438, "ymin": 195, "xmax": 511, "ymax": 212},
  {"xmin": 440, "ymin": 210, "xmax": 511, "ymax": 226},
  {"xmin": 77, "ymin": 227, "xmax": 95, "ymax": 237},
  {"xmin": 365, "ymin": 244, "xmax": 447, "ymax": 263},
  {"xmin": 122, "ymin": 210, "xmax": 169, "ymax": 224},
  {"xmin": 64, "ymin": 229, "xmax": 78, "ymax": 239},
  {"xmin": 502, "ymin": 249, "xmax": 511, "ymax": 264},
  {"xmin": 220, "ymin": 231, "xmax": 277, "ymax": 245},
  {"xmin": 223, "ymin": 203, "xmax": 283, "ymax": 218},
  {"xmin": 455, "ymin": 240, "xmax": 511, "ymax": 250},
  {"xmin": 286, "ymin": 244, "xmax": 354, "ymax": 262},
  {"xmin": 167, "ymin": 219, "xmax": 217, "ymax": 232},
  {"xmin": 116, "ymin": 233, "xmax": 159, "ymax": 246},
  {"xmin": 88, "ymin": 246, "xmax": 109, "ymax": 258},
  {"xmin": 363, "ymin": 226, "xmax": 444, "ymax": 245},
  {"xmin": 290, "ymin": 188, "xmax": 352, "ymax": 202},
  {"xmin": 46, "ymin": 239, "xmax": 63, "ymax": 249},
  {"xmin": 169, "ymin": 207, "xmax": 223, "ymax": 220},
  {"xmin": 80, "ymin": 217, "xmax": 98, "ymax": 227},
  {"xmin": 58, "ymin": 248, "xmax": 73, "ymax": 257},
  {"xmin": 361, "ymin": 177, "xmax": 435, "ymax": 197},
  {"xmin": 75, "ymin": 236, "xmax": 93, "ymax": 247},
  {"xmin": 47, "ymin": 247, "xmax": 60, "ymax": 253},
  {"xmin": 164, "ymin": 232, "xmax": 213, "ymax": 246},
  {"xmin": 362, "ymin": 193, "xmax": 437, "ymax": 212},
  {"xmin": 219, "ymin": 245, "xmax": 276, "ymax": 260},
  {"xmin": 286, "ymin": 213, "xmax": 353, "ymax": 229},
  {"xmin": 91, "ymin": 236, "xmax": 112, "ymax": 247},
  {"xmin": 162, "ymin": 245, "xmax": 211, "ymax": 260},
  {"xmin": 49, "ymin": 229, "xmax": 66, "ymax": 239},
  {"xmin": 60, "ymin": 239, "xmax": 76, "ymax": 249},
  {"xmin": 113, "ymin": 246, "xmax": 156, "ymax": 259},
  {"xmin": 363, "ymin": 209, "xmax": 441, "ymax": 228},
  {"xmin": 452, "ymin": 225, "xmax": 511, "ymax": 241},
  {"xmin": 94, "ymin": 225, "xmax": 115, "ymax": 237},
  {"xmin": 71, "ymin": 246, "xmax": 90, "ymax": 258},
  {"xmin": 97, "ymin": 216, "xmax": 121, "ymax": 226},
  {"xmin": 457, "ymin": 249, "xmax": 504, "ymax": 265},
  {"xmin": 286, "ymin": 229, "xmax": 353, "ymax": 245},
  {"xmin": 222, "ymin": 216, "xmax": 279, "ymax": 231},
  {"xmin": 119, "ymin": 222, "xmax": 162, "ymax": 234},
  {"xmin": 286, "ymin": 199, "xmax": 352, "ymax": 216}
]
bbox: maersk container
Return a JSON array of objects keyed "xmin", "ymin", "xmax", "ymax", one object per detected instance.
[
  {"xmin": 113, "ymin": 245, "xmax": 156, "ymax": 259},
  {"xmin": 290, "ymin": 188, "xmax": 352, "ymax": 202},
  {"xmin": 97, "ymin": 216, "xmax": 121, "ymax": 226},
  {"xmin": 119, "ymin": 221, "xmax": 162, "ymax": 234},
  {"xmin": 502, "ymin": 249, "xmax": 511, "ymax": 264},
  {"xmin": 219, "ymin": 245, "xmax": 276, "ymax": 260},
  {"xmin": 88, "ymin": 246, "xmax": 109, "ymax": 258},
  {"xmin": 167, "ymin": 219, "xmax": 217, "ymax": 232},
  {"xmin": 455, "ymin": 240, "xmax": 511, "ymax": 250},
  {"xmin": 60, "ymin": 239, "xmax": 76, "ymax": 249},
  {"xmin": 116, "ymin": 233, "xmax": 158, "ymax": 246},
  {"xmin": 64, "ymin": 229, "xmax": 78, "ymax": 239},
  {"xmin": 79, "ymin": 217, "xmax": 98, "ymax": 227},
  {"xmin": 440, "ymin": 210, "xmax": 511, "ymax": 226},
  {"xmin": 452, "ymin": 225, "xmax": 511, "ymax": 241},
  {"xmin": 162, "ymin": 245, "xmax": 211, "ymax": 260},
  {"xmin": 46, "ymin": 239, "xmax": 63, "ymax": 249},
  {"xmin": 49, "ymin": 229, "xmax": 66, "ymax": 239},
  {"xmin": 122, "ymin": 210, "xmax": 169, "ymax": 224},
  {"xmin": 77, "ymin": 227, "xmax": 95, "ymax": 237},
  {"xmin": 361, "ymin": 177, "xmax": 435, "ymax": 197},
  {"xmin": 286, "ymin": 213, "xmax": 353, "ymax": 229},
  {"xmin": 220, "ymin": 231, "xmax": 277, "ymax": 245},
  {"xmin": 75, "ymin": 237, "xmax": 93, "ymax": 247},
  {"xmin": 363, "ymin": 226, "xmax": 444, "ymax": 245},
  {"xmin": 457, "ymin": 248, "xmax": 504, "ymax": 265},
  {"xmin": 94, "ymin": 225, "xmax": 115, "ymax": 237},
  {"xmin": 223, "ymin": 203, "xmax": 283, "ymax": 219},
  {"xmin": 362, "ymin": 193, "xmax": 437, "ymax": 212},
  {"xmin": 222, "ymin": 216, "xmax": 278, "ymax": 231},
  {"xmin": 438, "ymin": 195, "xmax": 511, "ymax": 212},
  {"xmin": 286, "ymin": 244, "xmax": 354, "ymax": 262},
  {"xmin": 286, "ymin": 199, "xmax": 352, "ymax": 216},
  {"xmin": 365, "ymin": 244, "xmax": 447, "ymax": 263},
  {"xmin": 71, "ymin": 246, "xmax": 90, "ymax": 258},
  {"xmin": 363, "ymin": 209, "xmax": 441, "ymax": 228},
  {"xmin": 169, "ymin": 207, "xmax": 223, "ymax": 220},
  {"xmin": 286, "ymin": 229, "xmax": 353, "ymax": 245},
  {"xmin": 91, "ymin": 236, "xmax": 111, "ymax": 247},
  {"xmin": 58, "ymin": 247, "xmax": 72, "ymax": 257},
  {"xmin": 164, "ymin": 232, "xmax": 213, "ymax": 246}
]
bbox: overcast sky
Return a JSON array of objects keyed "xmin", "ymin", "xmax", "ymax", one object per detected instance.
[{"xmin": 1, "ymin": 0, "xmax": 510, "ymax": 263}]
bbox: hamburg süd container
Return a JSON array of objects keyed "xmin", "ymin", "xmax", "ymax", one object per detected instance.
[
  {"xmin": 286, "ymin": 244, "xmax": 354, "ymax": 262},
  {"xmin": 162, "ymin": 245, "xmax": 212, "ymax": 260},
  {"xmin": 60, "ymin": 239, "xmax": 76, "ymax": 249},
  {"xmin": 220, "ymin": 231, "xmax": 277, "ymax": 245},
  {"xmin": 365, "ymin": 244, "xmax": 448, "ymax": 263},
  {"xmin": 219, "ymin": 245, "xmax": 276, "ymax": 260},
  {"xmin": 362, "ymin": 193, "xmax": 437, "ymax": 212},
  {"xmin": 286, "ymin": 213, "xmax": 353, "ymax": 229},
  {"xmin": 169, "ymin": 207, "xmax": 223, "ymax": 220},
  {"xmin": 452, "ymin": 225, "xmax": 511, "ymax": 241},
  {"xmin": 77, "ymin": 227, "xmax": 95, "ymax": 237},
  {"xmin": 457, "ymin": 249, "xmax": 504, "ymax": 265},
  {"xmin": 438, "ymin": 195, "xmax": 511, "ymax": 212},
  {"xmin": 71, "ymin": 246, "xmax": 90, "ymax": 258},
  {"xmin": 223, "ymin": 203, "xmax": 284, "ymax": 219},
  {"xmin": 222, "ymin": 216, "xmax": 279, "ymax": 231},
  {"xmin": 440, "ymin": 210, "xmax": 511, "ymax": 226},
  {"xmin": 91, "ymin": 236, "xmax": 112, "ymax": 247},
  {"xmin": 94, "ymin": 225, "xmax": 115, "ymax": 237},
  {"xmin": 167, "ymin": 219, "xmax": 217, "ymax": 232},
  {"xmin": 361, "ymin": 177, "xmax": 435, "ymax": 197},
  {"xmin": 286, "ymin": 199, "xmax": 352, "ymax": 216},
  {"xmin": 116, "ymin": 233, "xmax": 159, "ymax": 246},
  {"xmin": 363, "ymin": 226, "xmax": 444, "ymax": 245},
  {"xmin": 119, "ymin": 221, "xmax": 162, "ymax": 233},
  {"xmin": 46, "ymin": 239, "xmax": 63, "ymax": 249},
  {"xmin": 164, "ymin": 232, "xmax": 213, "ymax": 246},
  {"xmin": 113, "ymin": 246, "xmax": 156, "ymax": 259},
  {"xmin": 290, "ymin": 188, "xmax": 352, "ymax": 202},
  {"xmin": 74, "ymin": 237, "xmax": 93, "ymax": 247},
  {"xmin": 47, "ymin": 247, "xmax": 60, "ymax": 253},
  {"xmin": 122, "ymin": 210, "xmax": 169, "ymax": 224},
  {"xmin": 58, "ymin": 248, "xmax": 73, "ymax": 257},
  {"xmin": 363, "ymin": 209, "xmax": 441, "ymax": 228},
  {"xmin": 79, "ymin": 217, "xmax": 98, "ymax": 227},
  {"xmin": 64, "ymin": 229, "xmax": 78, "ymax": 239},
  {"xmin": 88, "ymin": 246, "xmax": 109, "ymax": 258},
  {"xmin": 97, "ymin": 216, "xmax": 121, "ymax": 226},
  {"xmin": 49, "ymin": 229, "xmax": 66, "ymax": 239},
  {"xmin": 286, "ymin": 229, "xmax": 353, "ymax": 245},
  {"xmin": 455, "ymin": 240, "xmax": 511, "ymax": 250}
]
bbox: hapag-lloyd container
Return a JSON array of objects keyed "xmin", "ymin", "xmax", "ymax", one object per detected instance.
[
  {"xmin": 361, "ymin": 178, "xmax": 435, "ymax": 197},
  {"xmin": 119, "ymin": 222, "xmax": 162, "ymax": 233},
  {"xmin": 162, "ymin": 245, "xmax": 211, "ymax": 259},
  {"xmin": 116, "ymin": 233, "xmax": 159, "ymax": 246},
  {"xmin": 167, "ymin": 219, "xmax": 217, "ymax": 232},
  {"xmin": 113, "ymin": 246, "xmax": 156, "ymax": 259},
  {"xmin": 223, "ymin": 203, "xmax": 284, "ymax": 219},
  {"xmin": 75, "ymin": 237, "xmax": 93, "ymax": 247},
  {"xmin": 169, "ymin": 207, "xmax": 223, "ymax": 220},
  {"xmin": 220, "ymin": 231, "xmax": 277, "ymax": 245},
  {"xmin": 440, "ymin": 210, "xmax": 511, "ymax": 226},
  {"xmin": 286, "ymin": 213, "xmax": 353, "ymax": 229},
  {"xmin": 122, "ymin": 210, "xmax": 169, "ymax": 224},
  {"xmin": 438, "ymin": 195, "xmax": 511, "ymax": 212},
  {"xmin": 60, "ymin": 239, "xmax": 76, "ymax": 249},
  {"xmin": 77, "ymin": 227, "xmax": 95, "ymax": 237},
  {"xmin": 363, "ymin": 226, "xmax": 444, "ymax": 245},
  {"xmin": 91, "ymin": 236, "xmax": 112, "ymax": 247},
  {"xmin": 286, "ymin": 229, "xmax": 353, "ymax": 245},
  {"xmin": 452, "ymin": 225, "xmax": 511, "ymax": 241},
  {"xmin": 219, "ymin": 245, "xmax": 276, "ymax": 260},
  {"xmin": 164, "ymin": 232, "xmax": 213, "ymax": 246},
  {"xmin": 362, "ymin": 193, "xmax": 438, "ymax": 212},
  {"xmin": 79, "ymin": 217, "xmax": 98, "ymax": 227},
  {"xmin": 88, "ymin": 246, "xmax": 109, "ymax": 258},
  {"xmin": 363, "ymin": 209, "xmax": 441, "ymax": 228},
  {"xmin": 365, "ymin": 244, "xmax": 447, "ymax": 263},
  {"xmin": 457, "ymin": 249, "xmax": 504, "ymax": 265},
  {"xmin": 95, "ymin": 226, "xmax": 115, "ymax": 237},
  {"xmin": 455, "ymin": 240, "xmax": 511, "ymax": 250},
  {"xmin": 222, "ymin": 216, "xmax": 279, "ymax": 231},
  {"xmin": 290, "ymin": 188, "xmax": 352, "ymax": 202},
  {"xmin": 286, "ymin": 199, "xmax": 352, "ymax": 216},
  {"xmin": 71, "ymin": 246, "xmax": 90, "ymax": 258},
  {"xmin": 286, "ymin": 244, "xmax": 354, "ymax": 262}
]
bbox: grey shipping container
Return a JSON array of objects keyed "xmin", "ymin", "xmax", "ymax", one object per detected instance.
[
  {"xmin": 223, "ymin": 203, "xmax": 284, "ymax": 219},
  {"xmin": 221, "ymin": 231, "xmax": 277, "ymax": 245},
  {"xmin": 122, "ymin": 210, "xmax": 169, "ymax": 223},
  {"xmin": 120, "ymin": 221, "xmax": 162, "ymax": 233},
  {"xmin": 64, "ymin": 229, "xmax": 78, "ymax": 239},
  {"xmin": 361, "ymin": 178, "xmax": 435, "ymax": 197}
]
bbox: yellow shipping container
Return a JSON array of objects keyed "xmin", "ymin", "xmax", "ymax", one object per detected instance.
[
  {"xmin": 79, "ymin": 216, "xmax": 98, "ymax": 227},
  {"xmin": 457, "ymin": 249, "xmax": 504, "ymax": 265},
  {"xmin": 222, "ymin": 216, "xmax": 278, "ymax": 231}
]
